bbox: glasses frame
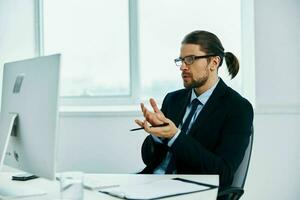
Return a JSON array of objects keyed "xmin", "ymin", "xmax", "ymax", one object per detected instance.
[{"xmin": 174, "ymin": 54, "xmax": 217, "ymax": 66}]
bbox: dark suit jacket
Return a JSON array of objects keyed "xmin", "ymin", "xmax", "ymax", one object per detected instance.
[{"xmin": 140, "ymin": 79, "xmax": 254, "ymax": 188}]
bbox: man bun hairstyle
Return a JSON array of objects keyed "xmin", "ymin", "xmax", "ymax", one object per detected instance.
[
  {"xmin": 224, "ymin": 52, "xmax": 239, "ymax": 79},
  {"xmin": 182, "ymin": 30, "xmax": 239, "ymax": 79}
]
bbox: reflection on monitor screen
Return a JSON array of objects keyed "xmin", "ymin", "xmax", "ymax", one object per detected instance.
[{"xmin": 0, "ymin": 54, "xmax": 60, "ymax": 180}]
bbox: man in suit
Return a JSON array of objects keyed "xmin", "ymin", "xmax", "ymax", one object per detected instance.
[{"xmin": 135, "ymin": 30, "xmax": 254, "ymax": 189}]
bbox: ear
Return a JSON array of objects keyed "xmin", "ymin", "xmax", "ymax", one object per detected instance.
[{"xmin": 209, "ymin": 56, "xmax": 220, "ymax": 71}]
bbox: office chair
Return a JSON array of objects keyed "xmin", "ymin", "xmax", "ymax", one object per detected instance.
[{"xmin": 217, "ymin": 126, "xmax": 254, "ymax": 200}]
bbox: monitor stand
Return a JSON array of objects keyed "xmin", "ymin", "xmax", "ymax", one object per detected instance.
[
  {"xmin": 0, "ymin": 113, "xmax": 18, "ymax": 169},
  {"xmin": 1, "ymin": 113, "xmax": 38, "ymax": 180},
  {"xmin": 0, "ymin": 114, "xmax": 45, "ymax": 198}
]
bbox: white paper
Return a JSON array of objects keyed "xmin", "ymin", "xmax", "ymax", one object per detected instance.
[
  {"xmin": 83, "ymin": 178, "xmax": 119, "ymax": 190},
  {"xmin": 99, "ymin": 178, "xmax": 212, "ymax": 200}
]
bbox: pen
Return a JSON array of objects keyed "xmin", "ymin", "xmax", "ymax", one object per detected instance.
[{"xmin": 130, "ymin": 123, "xmax": 169, "ymax": 131}]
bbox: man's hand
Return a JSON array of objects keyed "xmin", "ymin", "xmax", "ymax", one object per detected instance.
[{"xmin": 135, "ymin": 98, "xmax": 178, "ymax": 139}]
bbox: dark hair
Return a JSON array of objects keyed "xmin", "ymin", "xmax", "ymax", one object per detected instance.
[{"xmin": 182, "ymin": 30, "xmax": 239, "ymax": 79}]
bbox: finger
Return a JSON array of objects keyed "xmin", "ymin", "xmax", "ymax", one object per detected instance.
[
  {"xmin": 140, "ymin": 103, "xmax": 145, "ymax": 113},
  {"xmin": 142, "ymin": 106, "xmax": 163, "ymax": 124},
  {"xmin": 142, "ymin": 105, "xmax": 154, "ymax": 120},
  {"xmin": 143, "ymin": 120, "xmax": 151, "ymax": 133},
  {"xmin": 156, "ymin": 113, "xmax": 167, "ymax": 123},
  {"xmin": 148, "ymin": 114, "xmax": 164, "ymax": 125},
  {"xmin": 150, "ymin": 98, "xmax": 161, "ymax": 113},
  {"xmin": 149, "ymin": 99, "xmax": 167, "ymax": 123},
  {"xmin": 150, "ymin": 122, "xmax": 176, "ymax": 138},
  {"xmin": 143, "ymin": 121, "xmax": 164, "ymax": 138},
  {"xmin": 135, "ymin": 119, "xmax": 144, "ymax": 127},
  {"xmin": 141, "ymin": 103, "xmax": 150, "ymax": 117},
  {"xmin": 143, "ymin": 108, "xmax": 152, "ymax": 120}
]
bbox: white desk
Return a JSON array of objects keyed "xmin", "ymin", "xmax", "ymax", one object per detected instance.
[{"xmin": 0, "ymin": 172, "xmax": 219, "ymax": 200}]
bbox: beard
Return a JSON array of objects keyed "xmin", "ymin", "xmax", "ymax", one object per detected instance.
[{"xmin": 182, "ymin": 68, "xmax": 209, "ymax": 89}]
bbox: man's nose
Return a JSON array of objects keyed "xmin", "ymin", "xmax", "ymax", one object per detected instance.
[{"xmin": 180, "ymin": 62, "xmax": 188, "ymax": 71}]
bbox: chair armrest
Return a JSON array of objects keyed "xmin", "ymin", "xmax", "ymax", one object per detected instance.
[{"xmin": 218, "ymin": 187, "xmax": 244, "ymax": 200}]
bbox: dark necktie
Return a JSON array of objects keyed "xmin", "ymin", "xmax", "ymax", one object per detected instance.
[
  {"xmin": 180, "ymin": 99, "xmax": 201, "ymax": 134},
  {"xmin": 165, "ymin": 98, "xmax": 201, "ymax": 174}
]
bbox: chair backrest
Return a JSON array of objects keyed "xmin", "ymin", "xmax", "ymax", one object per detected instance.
[{"xmin": 231, "ymin": 126, "xmax": 254, "ymax": 188}]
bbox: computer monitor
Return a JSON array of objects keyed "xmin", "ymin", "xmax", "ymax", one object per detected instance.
[{"xmin": 0, "ymin": 54, "xmax": 60, "ymax": 180}]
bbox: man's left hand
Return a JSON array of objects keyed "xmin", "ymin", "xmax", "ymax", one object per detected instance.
[{"xmin": 135, "ymin": 98, "xmax": 178, "ymax": 139}]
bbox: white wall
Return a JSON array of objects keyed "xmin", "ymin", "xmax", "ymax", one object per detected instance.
[
  {"xmin": 243, "ymin": 0, "xmax": 300, "ymax": 199},
  {"xmin": 0, "ymin": 0, "xmax": 300, "ymax": 199},
  {"xmin": 245, "ymin": 114, "xmax": 300, "ymax": 199},
  {"xmin": 254, "ymin": 0, "xmax": 300, "ymax": 111},
  {"xmin": 57, "ymin": 112, "xmax": 147, "ymax": 173}
]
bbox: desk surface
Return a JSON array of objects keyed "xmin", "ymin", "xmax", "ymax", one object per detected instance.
[{"xmin": 0, "ymin": 172, "xmax": 219, "ymax": 200}]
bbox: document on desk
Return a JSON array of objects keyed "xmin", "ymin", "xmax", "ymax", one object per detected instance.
[{"xmin": 99, "ymin": 178, "xmax": 218, "ymax": 200}]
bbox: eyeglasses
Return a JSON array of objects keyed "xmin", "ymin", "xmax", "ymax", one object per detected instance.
[{"xmin": 174, "ymin": 54, "xmax": 216, "ymax": 66}]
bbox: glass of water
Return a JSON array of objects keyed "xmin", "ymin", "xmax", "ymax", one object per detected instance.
[{"xmin": 60, "ymin": 171, "xmax": 84, "ymax": 200}]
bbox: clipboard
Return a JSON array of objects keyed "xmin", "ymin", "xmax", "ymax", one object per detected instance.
[{"xmin": 99, "ymin": 177, "xmax": 218, "ymax": 200}]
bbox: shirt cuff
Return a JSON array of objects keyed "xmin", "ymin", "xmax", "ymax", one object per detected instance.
[
  {"xmin": 151, "ymin": 135, "xmax": 163, "ymax": 144},
  {"xmin": 167, "ymin": 129, "xmax": 181, "ymax": 147}
]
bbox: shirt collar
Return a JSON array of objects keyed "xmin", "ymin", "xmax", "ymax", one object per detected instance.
[{"xmin": 190, "ymin": 78, "xmax": 220, "ymax": 105}]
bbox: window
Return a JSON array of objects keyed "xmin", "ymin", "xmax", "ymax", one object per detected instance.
[
  {"xmin": 138, "ymin": 0, "xmax": 242, "ymax": 100},
  {"xmin": 40, "ymin": 0, "xmax": 245, "ymax": 106},
  {"xmin": 43, "ymin": 0, "xmax": 130, "ymax": 97}
]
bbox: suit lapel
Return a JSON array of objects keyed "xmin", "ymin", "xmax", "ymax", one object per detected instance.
[
  {"xmin": 172, "ymin": 90, "xmax": 191, "ymax": 127},
  {"xmin": 189, "ymin": 79, "xmax": 228, "ymax": 136}
]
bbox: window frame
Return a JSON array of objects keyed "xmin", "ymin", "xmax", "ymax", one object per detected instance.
[{"xmin": 35, "ymin": 0, "xmax": 255, "ymax": 110}]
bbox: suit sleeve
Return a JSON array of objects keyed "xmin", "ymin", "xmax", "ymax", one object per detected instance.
[
  {"xmin": 140, "ymin": 94, "xmax": 171, "ymax": 170},
  {"xmin": 170, "ymin": 98, "xmax": 254, "ymax": 186}
]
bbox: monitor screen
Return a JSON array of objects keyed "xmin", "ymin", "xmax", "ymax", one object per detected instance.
[{"xmin": 0, "ymin": 54, "xmax": 60, "ymax": 180}]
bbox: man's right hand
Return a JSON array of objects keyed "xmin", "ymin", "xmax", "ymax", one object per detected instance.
[{"xmin": 135, "ymin": 98, "xmax": 178, "ymax": 139}]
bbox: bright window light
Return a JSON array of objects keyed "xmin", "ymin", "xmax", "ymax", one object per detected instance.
[
  {"xmin": 42, "ymin": 0, "xmax": 242, "ymax": 104},
  {"xmin": 43, "ymin": 0, "xmax": 130, "ymax": 97}
]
